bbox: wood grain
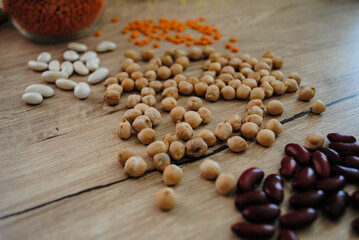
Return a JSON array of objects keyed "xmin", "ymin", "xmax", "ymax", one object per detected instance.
[{"xmin": 1, "ymin": 0, "xmax": 359, "ymax": 239}]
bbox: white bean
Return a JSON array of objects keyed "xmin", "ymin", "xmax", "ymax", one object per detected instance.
[
  {"xmin": 41, "ymin": 71, "xmax": 68, "ymax": 83},
  {"xmin": 87, "ymin": 67, "xmax": 109, "ymax": 84},
  {"xmin": 96, "ymin": 41, "xmax": 116, "ymax": 53},
  {"xmin": 22, "ymin": 92, "xmax": 43, "ymax": 105},
  {"xmin": 68, "ymin": 42, "xmax": 88, "ymax": 52},
  {"xmin": 73, "ymin": 61, "xmax": 89, "ymax": 75},
  {"xmin": 86, "ymin": 57, "xmax": 100, "ymax": 71},
  {"xmin": 37, "ymin": 52, "xmax": 51, "ymax": 63},
  {"xmin": 63, "ymin": 50, "xmax": 79, "ymax": 62},
  {"xmin": 25, "ymin": 84, "xmax": 54, "ymax": 97},
  {"xmin": 80, "ymin": 51, "xmax": 97, "ymax": 62},
  {"xmin": 48, "ymin": 60, "xmax": 60, "ymax": 71},
  {"xmin": 28, "ymin": 60, "xmax": 48, "ymax": 71},
  {"xmin": 61, "ymin": 61, "xmax": 73, "ymax": 77},
  {"xmin": 74, "ymin": 82, "xmax": 91, "ymax": 99},
  {"xmin": 55, "ymin": 79, "xmax": 77, "ymax": 90}
]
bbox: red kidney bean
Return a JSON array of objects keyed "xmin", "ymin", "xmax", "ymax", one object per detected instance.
[
  {"xmin": 242, "ymin": 203, "xmax": 280, "ymax": 223},
  {"xmin": 231, "ymin": 222, "xmax": 275, "ymax": 239},
  {"xmin": 277, "ymin": 229, "xmax": 299, "ymax": 240},
  {"xmin": 332, "ymin": 165, "xmax": 359, "ymax": 182},
  {"xmin": 317, "ymin": 147, "xmax": 342, "ymax": 165},
  {"xmin": 280, "ymin": 208, "xmax": 317, "ymax": 229},
  {"xmin": 285, "ymin": 143, "xmax": 311, "ymax": 165},
  {"xmin": 235, "ymin": 190, "xmax": 269, "ymax": 210},
  {"xmin": 289, "ymin": 190, "xmax": 325, "ymax": 209},
  {"xmin": 312, "ymin": 151, "xmax": 331, "ymax": 178},
  {"xmin": 323, "ymin": 190, "xmax": 349, "ymax": 219},
  {"xmin": 351, "ymin": 189, "xmax": 359, "ymax": 209},
  {"xmin": 292, "ymin": 167, "xmax": 316, "ymax": 191},
  {"xmin": 352, "ymin": 217, "xmax": 359, "ymax": 234},
  {"xmin": 280, "ymin": 156, "xmax": 298, "ymax": 178},
  {"xmin": 329, "ymin": 142, "xmax": 359, "ymax": 156},
  {"xmin": 237, "ymin": 168, "xmax": 264, "ymax": 192},
  {"xmin": 344, "ymin": 156, "xmax": 359, "ymax": 169},
  {"xmin": 316, "ymin": 175, "xmax": 346, "ymax": 192},
  {"xmin": 327, "ymin": 133, "xmax": 356, "ymax": 143},
  {"xmin": 263, "ymin": 174, "xmax": 284, "ymax": 204}
]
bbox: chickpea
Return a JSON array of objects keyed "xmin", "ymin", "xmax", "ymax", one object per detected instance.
[
  {"xmin": 198, "ymin": 107, "xmax": 212, "ymax": 124},
  {"xmin": 203, "ymin": 59, "xmax": 211, "ymax": 70},
  {"xmin": 126, "ymin": 94, "xmax": 141, "ymax": 108},
  {"xmin": 161, "ymin": 54, "xmax": 173, "ymax": 67},
  {"xmin": 153, "ymin": 153, "xmax": 171, "ymax": 171},
  {"xmin": 162, "ymin": 87, "xmax": 179, "ymax": 99},
  {"xmin": 246, "ymin": 57, "xmax": 259, "ymax": 68},
  {"xmin": 254, "ymin": 61, "xmax": 271, "ymax": 72},
  {"xmin": 262, "ymin": 50, "xmax": 275, "ymax": 58},
  {"xmin": 144, "ymin": 70, "xmax": 156, "ymax": 82},
  {"xmin": 104, "ymin": 77, "xmax": 118, "ymax": 88},
  {"xmin": 298, "ymin": 87, "xmax": 316, "ymax": 101},
  {"xmin": 225, "ymin": 115, "xmax": 241, "ymax": 132},
  {"xmin": 247, "ymin": 106, "xmax": 263, "ymax": 117},
  {"xmin": 146, "ymin": 141, "xmax": 169, "ymax": 157},
  {"xmin": 196, "ymin": 129, "xmax": 216, "ymax": 146},
  {"xmin": 239, "ymin": 53, "xmax": 250, "ymax": 61},
  {"xmin": 126, "ymin": 63, "xmax": 141, "ymax": 75},
  {"xmin": 240, "ymin": 67, "xmax": 253, "ymax": 77},
  {"xmin": 161, "ymin": 97, "xmax": 177, "ymax": 111},
  {"xmin": 163, "ymin": 164, "xmax": 183, "ymax": 186},
  {"xmin": 141, "ymin": 87, "xmax": 156, "ymax": 97},
  {"xmin": 228, "ymin": 79, "xmax": 242, "ymax": 89},
  {"xmin": 236, "ymin": 84, "xmax": 251, "ymax": 99},
  {"xmin": 163, "ymin": 80, "xmax": 177, "ymax": 89},
  {"xmin": 199, "ymin": 159, "xmax": 221, "ymax": 180},
  {"xmin": 174, "ymin": 49, "xmax": 187, "ymax": 59},
  {"xmin": 186, "ymin": 138, "xmax": 208, "ymax": 158},
  {"xmin": 176, "ymin": 56, "xmax": 190, "ymax": 69},
  {"xmin": 215, "ymin": 173, "xmax": 236, "ymax": 196},
  {"xmin": 134, "ymin": 103, "xmax": 149, "ymax": 114},
  {"xmin": 256, "ymin": 129, "xmax": 275, "ymax": 147},
  {"xmin": 283, "ymin": 79, "xmax": 299, "ymax": 93},
  {"xmin": 163, "ymin": 133, "xmax": 178, "ymax": 144},
  {"xmin": 260, "ymin": 76, "xmax": 276, "ymax": 85},
  {"xmin": 203, "ymin": 46, "xmax": 215, "ymax": 58},
  {"xmin": 169, "ymin": 63, "xmax": 183, "ymax": 76},
  {"xmin": 209, "ymin": 52, "xmax": 221, "ymax": 62},
  {"xmin": 123, "ymin": 109, "xmax": 142, "ymax": 124},
  {"xmin": 215, "ymin": 79, "xmax": 226, "ymax": 90},
  {"xmin": 155, "ymin": 187, "xmax": 175, "ymax": 211},
  {"xmin": 184, "ymin": 111, "xmax": 202, "ymax": 128},
  {"xmin": 138, "ymin": 128, "xmax": 156, "ymax": 145},
  {"xmin": 173, "ymin": 74, "xmax": 187, "ymax": 84},
  {"xmin": 194, "ymin": 82, "xmax": 208, "ymax": 97},
  {"xmin": 145, "ymin": 63, "xmax": 158, "ymax": 72},
  {"xmin": 188, "ymin": 76, "xmax": 199, "ymax": 86},
  {"xmin": 200, "ymin": 75, "xmax": 215, "ymax": 85},
  {"xmin": 288, "ymin": 72, "xmax": 301, "ymax": 85},
  {"xmin": 243, "ymin": 114, "xmax": 263, "ymax": 126},
  {"xmin": 157, "ymin": 66, "xmax": 172, "ymax": 80},
  {"xmin": 124, "ymin": 156, "xmax": 147, "ymax": 177},
  {"xmin": 140, "ymin": 49, "xmax": 154, "ymax": 61},
  {"xmin": 131, "ymin": 71, "xmax": 143, "ymax": 81},
  {"xmin": 205, "ymin": 85, "xmax": 220, "ymax": 102},
  {"xmin": 145, "ymin": 107, "xmax": 161, "ymax": 126},
  {"xmin": 187, "ymin": 97, "xmax": 203, "ymax": 111},
  {"xmin": 121, "ymin": 58, "xmax": 134, "ymax": 71},
  {"xmin": 310, "ymin": 100, "xmax": 326, "ymax": 114},
  {"xmin": 242, "ymin": 78, "xmax": 258, "ymax": 89},
  {"xmin": 241, "ymin": 122, "xmax": 259, "ymax": 139},
  {"xmin": 117, "ymin": 147, "xmax": 134, "ymax": 165},
  {"xmin": 271, "ymin": 70, "xmax": 283, "ymax": 80},
  {"xmin": 249, "ymin": 87, "xmax": 265, "ymax": 100},
  {"xmin": 149, "ymin": 81, "xmax": 163, "ymax": 93},
  {"xmin": 149, "ymin": 56, "xmax": 162, "ymax": 66},
  {"xmin": 202, "ymin": 70, "xmax": 216, "ymax": 77},
  {"xmin": 169, "ymin": 141, "xmax": 185, "ymax": 161},
  {"xmin": 104, "ymin": 90, "xmax": 121, "ymax": 105},
  {"xmin": 209, "ymin": 62, "xmax": 221, "ymax": 74},
  {"xmin": 221, "ymin": 66, "xmax": 235, "ymax": 75},
  {"xmin": 260, "ymin": 58, "xmax": 273, "ymax": 69},
  {"xmin": 135, "ymin": 77, "xmax": 149, "ymax": 91},
  {"xmin": 121, "ymin": 78, "xmax": 135, "ymax": 92},
  {"xmin": 176, "ymin": 121, "xmax": 193, "ymax": 141},
  {"xmin": 116, "ymin": 72, "xmax": 129, "ymax": 83},
  {"xmin": 240, "ymin": 62, "xmax": 252, "ymax": 69},
  {"xmin": 266, "ymin": 100, "xmax": 283, "ymax": 116},
  {"xmin": 247, "ymin": 99, "xmax": 264, "ymax": 110},
  {"xmin": 218, "ymin": 57, "xmax": 228, "ymax": 67},
  {"xmin": 187, "ymin": 46, "xmax": 203, "ymax": 60},
  {"xmin": 178, "ymin": 81, "xmax": 194, "ymax": 95},
  {"xmin": 124, "ymin": 50, "xmax": 138, "ymax": 61},
  {"xmin": 142, "ymin": 95, "xmax": 156, "ymax": 107},
  {"xmin": 272, "ymin": 80, "xmax": 288, "ymax": 95},
  {"xmin": 264, "ymin": 119, "xmax": 283, "ymax": 137},
  {"xmin": 132, "ymin": 115, "xmax": 152, "ymax": 132},
  {"xmin": 228, "ymin": 136, "xmax": 248, "ymax": 153},
  {"xmin": 170, "ymin": 106, "xmax": 186, "ymax": 122},
  {"xmin": 215, "ymin": 122, "xmax": 233, "ymax": 141},
  {"xmin": 258, "ymin": 69, "xmax": 270, "ymax": 77},
  {"xmin": 304, "ymin": 132, "xmax": 324, "ymax": 150},
  {"xmin": 229, "ymin": 57, "xmax": 241, "ymax": 70},
  {"xmin": 116, "ymin": 119, "xmax": 132, "ymax": 139},
  {"xmin": 221, "ymin": 86, "xmax": 236, "ymax": 100}
]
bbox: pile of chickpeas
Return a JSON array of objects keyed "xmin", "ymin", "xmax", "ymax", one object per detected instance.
[{"xmin": 106, "ymin": 46, "xmax": 327, "ymax": 211}]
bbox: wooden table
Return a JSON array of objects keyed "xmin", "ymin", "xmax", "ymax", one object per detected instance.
[{"xmin": 1, "ymin": 0, "xmax": 359, "ymax": 239}]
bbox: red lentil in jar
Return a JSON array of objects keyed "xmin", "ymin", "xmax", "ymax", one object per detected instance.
[{"xmin": 2, "ymin": 0, "xmax": 106, "ymax": 42}]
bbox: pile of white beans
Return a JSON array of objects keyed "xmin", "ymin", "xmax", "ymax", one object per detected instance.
[{"xmin": 22, "ymin": 41, "xmax": 117, "ymax": 105}]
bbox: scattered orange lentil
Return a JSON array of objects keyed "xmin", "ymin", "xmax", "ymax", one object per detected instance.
[
  {"xmin": 232, "ymin": 47, "xmax": 239, "ymax": 53},
  {"xmin": 94, "ymin": 31, "xmax": 102, "ymax": 37},
  {"xmin": 153, "ymin": 43, "xmax": 160, "ymax": 48},
  {"xmin": 225, "ymin": 43, "xmax": 232, "ymax": 49},
  {"xmin": 199, "ymin": 17, "xmax": 205, "ymax": 21},
  {"xmin": 230, "ymin": 37, "xmax": 237, "ymax": 42},
  {"xmin": 111, "ymin": 17, "xmax": 119, "ymax": 23},
  {"xmin": 186, "ymin": 42, "xmax": 193, "ymax": 47}
]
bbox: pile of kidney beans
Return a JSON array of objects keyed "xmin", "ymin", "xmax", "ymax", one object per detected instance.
[{"xmin": 231, "ymin": 133, "xmax": 359, "ymax": 239}]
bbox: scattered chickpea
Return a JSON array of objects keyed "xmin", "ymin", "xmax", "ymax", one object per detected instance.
[
  {"xmin": 242, "ymin": 78, "xmax": 258, "ymax": 89},
  {"xmin": 153, "ymin": 153, "xmax": 171, "ymax": 171},
  {"xmin": 162, "ymin": 87, "xmax": 179, "ymax": 99},
  {"xmin": 264, "ymin": 119, "xmax": 283, "ymax": 137},
  {"xmin": 149, "ymin": 81, "xmax": 163, "ymax": 93},
  {"xmin": 247, "ymin": 106, "xmax": 263, "ymax": 117},
  {"xmin": 261, "ymin": 58, "xmax": 273, "ymax": 69},
  {"xmin": 104, "ymin": 77, "xmax": 118, "ymax": 88},
  {"xmin": 260, "ymin": 76, "xmax": 276, "ymax": 85},
  {"xmin": 170, "ymin": 106, "xmax": 186, "ymax": 122},
  {"xmin": 138, "ymin": 128, "xmax": 156, "ymax": 145},
  {"xmin": 241, "ymin": 122, "xmax": 259, "ymax": 139},
  {"xmin": 218, "ymin": 57, "xmax": 228, "ymax": 67},
  {"xmin": 131, "ymin": 71, "xmax": 143, "ymax": 81},
  {"xmin": 304, "ymin": 132, "xmax": 325, "ymax": 150},
  {"xmin": 157, "ymin": 66, "xmax": 172, "ymax": 80},
  {"xmin": 126, "ymin": 63, "xmax": 141, "ymax": 75},
  {"xmin": 141, "ymin": 87, "xmax": 156, "ymax": 97},
  {"xmin": 236, "ymin": 84, "xmax": 251, "ymax": 99},
  {"xmin": 246, "ymin": 57, "xmax": 259, "ymax": 67},
  {"xmin": 228, "ymin": 79, "xmax": 242, "ymax": 89},
  {"xmin": 155, "ymin": 187, "xmax": 175, "ymax": 211},
  {"xmin": 163, "ymin": 164, "xmax": 183, "ymax": 185},
  {"xmin": 226, "ymin": 115, "xmax": 242, "ymax": 132},
  {"xmin": 184, "ymin": 111, "xmax": 202, "ymax": 128},
  {"xmin": 271, "ymin": 80, "xmax": 287, "ymax": 95},
  {"xmin": 215, "ymin": 173, "xmax": 236, "ymax": 196},
  {"xmin": 240, "ymin": 62, "xmax": 252, "ymax": 69},
  {"xmin": 254, "ymin": 61, "xmax": 271, "ymax": 72},
  {"xmin": 215, "ymin": 122, "xmax": 233, "ymax": 141},
  {"xmin": 227, "ymin": 136, "xmax": 248, "ymax": 153},
  {"xmin": 134, "ymin": 103, "xmax": 149, "ymax": 114},
  {"xmin": 116, "ymin": 72, "xmax": 129, "ymax": 83},
  {"xmin": 117, "ymin": 147, "xmax": 134, "ymax": 165},
  {"xmin": 185, "ymin": 138, "xmax": 207, "ymax": 158},
  {"xmin": 121, "ymin": 78, "xmax": 135, "ymax": 92},
  {"xmin": 174, "ymin": 49, "xmax": 188, "ymax": 59},
  {"xmin": 215, "ymin": 79, "xmax": 226, "ymax": 90},
  {"xmin": 176, "ymin": 121, "xmax": 193, "ymax": 141},
  {"xmin": 221, "ymin": 66, "xmax": 235, "ymax": 75},
  {"xmin": 283, "ymin": 79, "xmax": 299, "ymax": 93},
  {"xmin": 176, "ymin": 56, "xmax": 190, "ymax": 69},
  {"xmin": 188, "ymin": 46, "xmax": 203, "ymax": 60},
  {"xmin": 146, "ymin": 141, "xmax": 169, "ymax": 157},
  {"xmin": 169, "ymin": 141, "xmax": 186, "ymax": 161},
  {"xmin": 243, "ymin": 114, "xmax": 263, "ymax": 126},
  {"xmin": 196, "ymin": 129, "xmax": 217, "ymax": 147},
  {"xmin": 163, "ymin": 133, "xmax": 178, "ymax": 144},
  {"xmin": 256, "ymin": 129, "xmax": 276, "ymax": 147},
  {"xmin": 124, "ymin": 156, "xmax": 147, "ymax": 177},
  {"xmin": 298, "ymin": 87, "xmax": 316, "ymax": 101},
  {"xmin": 146, "ymin": 63, "xmax": 158, "ymax": 72},
  {"xmin": 288, "ymin": 72, "xmax": 301, "ymax": 85},
  {"xmin": 221, "ymin": 86, "xmax": 236, "ymax": 100},
  {"xmin": 209, "ymin": 62, "xmax": 221, "ymax": 74},
  {"xmin": 229, "ymin": 57, "xmax": 241, "ymax": 70},
  {"xmin": 170, "ymin": 63, "xmax": 183, "ymax": 76},
  {"xmin": 104, "ymin": 90, "xmax": 121, "ymax": 105},
  {"xmin": 149, "ymin": 56, "xmax": 162, "ymax": 66},
  {"xmin": 123, "ymin": 109, "xmax": 142, "ymax": 124},
  {"xmin": 310, "ymin": 100, "xmax": 326, "ymax": 114},
  {"xmin": 173, "ymin": 74, "xmax": 187, "ymax": 84},
  {"xmin": 142, "ymin": 95, "xmax": 156, "ymax": 107},
  {"xmin": 205, "ymin": 85, "xmax": 220, "ymax": 102},
  {"xmin": 260, "ymin": 81, "xmax": 274, "ymax": 98},
  {"xmin": 186, "ymin": 97, "xmax": 202, "ymax": 111},
  {"xmin": 209, "ymin": 52, "xmax": 221, "ymax": 62},
  {"xmin": 117, "ymin": 119, "xmax": 132, "ymax": 139},
  {"xmin": 200, "ymin": 75, "xmax": 215, "ymax": 85},
  {"xmin": 145, "ymin": 107, "xmax": 161, "ymax": 126},
  {"xmin": 178, "ymin": 81, "xmax": 194, "ymax": 95},
  {"xmin": 144, "ymin": 70, "xmax": 156, "ymax": 82},
  {"xmin": 132, "ymin": 115, "xmax": 152, "ymax": 132},
  {"xmin": 258, "ymin": 69, "xmax": 270, "ymax": 77},
  {"xmin": 126, "ymin": 94, "xmax": 141, "ymax": 108},
  {"xmin": 248, "ymin": 72, "xmax": 261, "ymax": 82},
  {"xmin": 267, "ymin": 100, "xmax": 284, "ymax": 115},
  {"xmin": 198, "ymin": 107, "xmax": 212, "ymax": 124},
  {"xmin": 271, "ymin": 70, "xmax": 284, "ymax": 80},
  {"xmin": 121, "ymin": 58, "xmax": 134, "ymax": 71},
  {"xmin": 199, "ymin": 159, "xmax": 221, "ymax": 180},
  {"xmin": 194, "ymin": 82, "xmax": 208, "ymax": 97},
  {"xmin": 202, "ymin": 70, "xmax": 216, "ymax": 77},
  {"xmin": 161, "ymin": 54, "xmax": 173, "ymax": 67},
  {"xmin": 161, "ymin": 97, "xmax": 177, "ymax": 111},
  {"xmin": 125, "ymin": 50, "xmax": 138, "ymax": 61},
  {"xmin": 140, "ymin": 49, "xmax": 154, "ymax": 61},
  {"xmin": 240, "ymin": 67, "xmax": 253, "ymax": 77},
  {"xmin": 239, "ymin": 53, "xmax": 250, "ymax": 61},
  {"xmin": 135, "ymin": 77, "xmax": 149, "ymax": 91},
  {"xmin": 262, "ymin": 50, "xmax": 275, "ymax": 58},
  {"xmin": 249, "ymin": 87, "xmax": 265, "ymax": 100},
  {"xmin": 188, "ymin": 76, "xmax": 199, "ymax": 86},
  {"xmin": 247, "ymin": 99, "xmax": 264, "ymax": 110}
]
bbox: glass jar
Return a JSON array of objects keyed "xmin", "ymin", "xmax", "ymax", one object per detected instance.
[{"xmin": 2, "ymin": 0, "xmax": 106, "ymax": 42}]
